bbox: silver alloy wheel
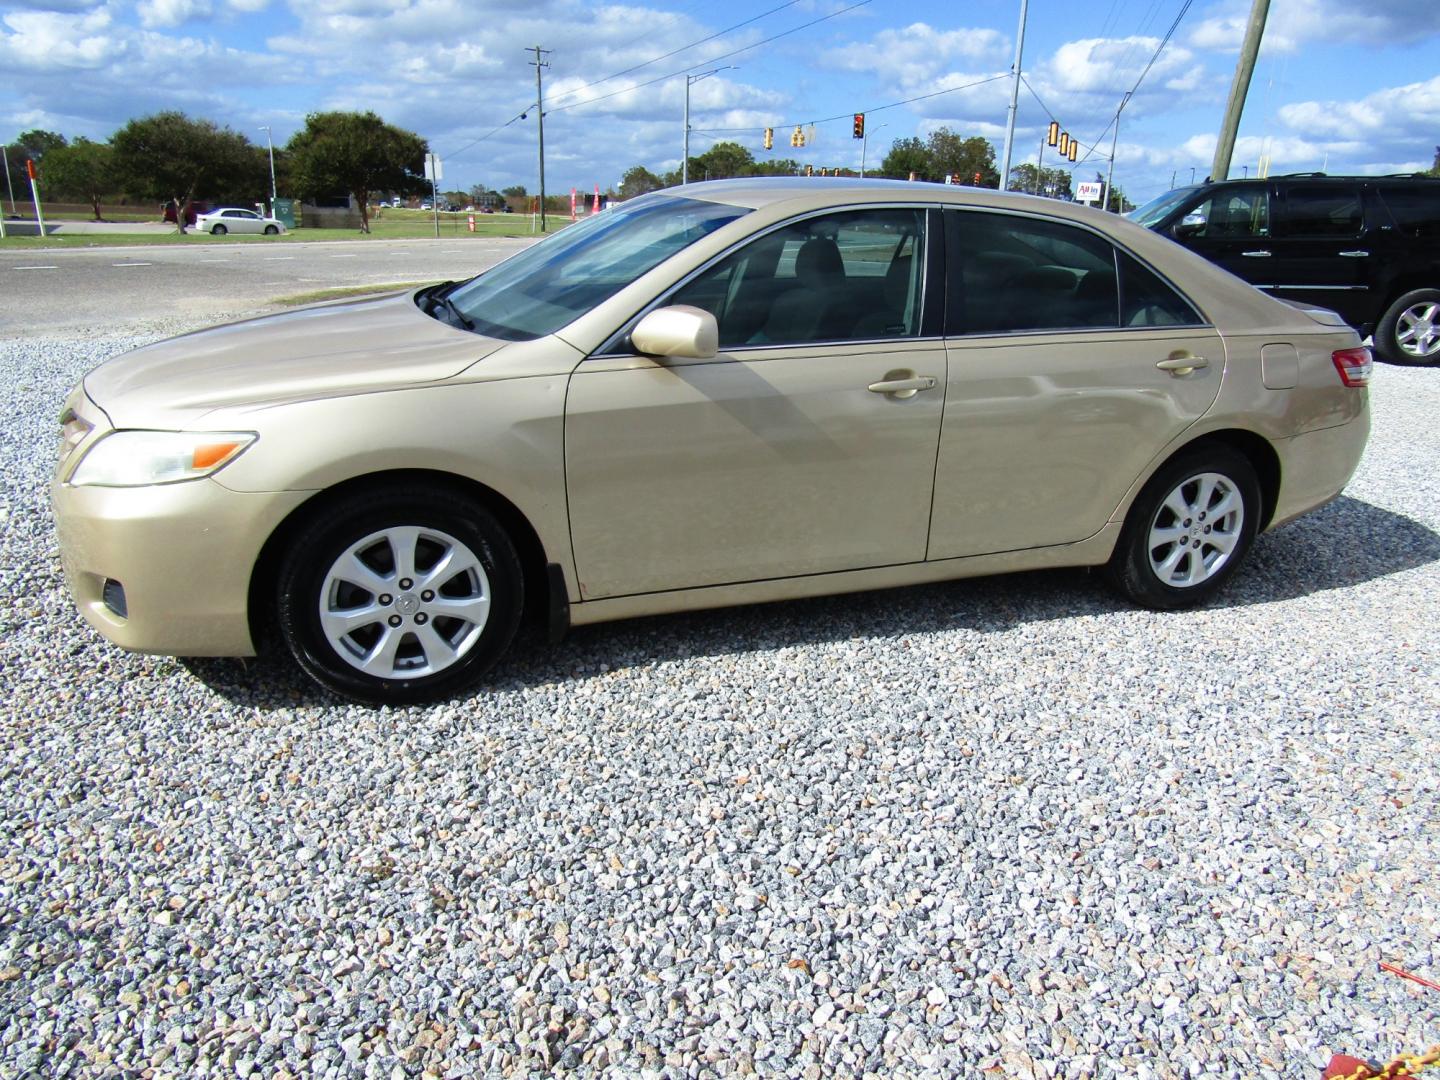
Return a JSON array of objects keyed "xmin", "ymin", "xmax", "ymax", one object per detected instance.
[
  {"xmin": 318, "ymin": 525, "xmax": 491, "ymax": 679},
  {"xmin": 1395, "ymin": 300, "xmax": 1440, "ymax": 360},
  {"xmin": 1146, "ymin": 471, "xmax": 1244, "ymax": 588}
]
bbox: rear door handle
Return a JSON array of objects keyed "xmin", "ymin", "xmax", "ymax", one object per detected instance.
[
  {"xmin": 867, "ymin": 375, "xmax": 937, "ymax": 398},
  {"xmin": 1338, "ymin": 250, "xmax": 1370, "ymax": 257},
  {"xmin": 1242, "ymin": 250, "xmax": 1271, "ymax": 257},
  {"xmin": 1156, "ymin": 356, "xmax": 1209, "ymax": 376}
]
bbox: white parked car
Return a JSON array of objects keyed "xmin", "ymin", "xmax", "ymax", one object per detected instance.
[{"xmin": 194, "ymin": 208, "xmax": 286, "ymax": 236}]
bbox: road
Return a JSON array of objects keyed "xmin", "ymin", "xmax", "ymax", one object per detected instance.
[{"xmin": 0, "ymin": 237, "xmax": 536, "ymax": 336}]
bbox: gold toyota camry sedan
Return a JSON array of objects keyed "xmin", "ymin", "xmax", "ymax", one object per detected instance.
[{"xmin": 53, "ymin": 178, "xmax": 1372, "ymax": 704}]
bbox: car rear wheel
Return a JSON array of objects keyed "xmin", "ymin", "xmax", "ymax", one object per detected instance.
[
  {"xmin": 1106, "ymin": 447, "xmax": 1260, "ymax": 610},
  {"xmin": 276, "ymin": 484, "xmax": 523, "ymax": 704},
  {"xmin": 263, "ymin": 224, "xmax": 279, "ymax": 235},
  {"xmin": 1375, "ymin": 288, "xmax": 1440, "ymax": 366},
  {"xmin": 211, "ymin": 224, "xmax": 227, "ymax": 235}
]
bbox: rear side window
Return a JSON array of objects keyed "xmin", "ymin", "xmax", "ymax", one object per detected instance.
[
  {"xmin": 1376, "ymin": 186, "xmax": 1440, "ymax": 238},
  {"xmin": 946, "ymin": 211, "xmax": 1119, "ymax": 335},
  {"xmin": 1275, "ymin": 186, "xmax": 1362, "ymax": 237}
]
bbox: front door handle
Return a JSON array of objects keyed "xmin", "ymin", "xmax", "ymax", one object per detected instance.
[
  {"xmin": 1156, "ymin": 355, "xmax": 1209, "ymax": 376},
  {"xmin": 1242, "ymin": 250, "xmax": 1271, "ymax": 257},
  {"xmin": 1338, "ymin": 250, "xmax": 1370, "ymax": 257},
  {"xmin": 868, "ymin": 374, "xmax": 937, "ymax": 398}
]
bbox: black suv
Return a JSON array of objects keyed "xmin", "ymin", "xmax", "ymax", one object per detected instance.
[{"xmin": 1130, "ymin": 174, "xmax": 1440, "ymax": 365}]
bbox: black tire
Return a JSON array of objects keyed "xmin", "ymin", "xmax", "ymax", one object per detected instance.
[
  {"xmin": 211, "ymin": 223, "xmax": 227, "ymax": 235},
  {"xmin": 263, "ymin": 224, "xmax": 279, "ymax": 235},
  {"xmin": 1105, "ymin": 447, "xmax": 1260, "ymax": 610},
  {"xmin": 276, "ymin": 483, "xmax": 523, "ymax": 705},
  {"xmin": 1374, "ymin": 288, "xmax": 1440, "ymax": 366}
]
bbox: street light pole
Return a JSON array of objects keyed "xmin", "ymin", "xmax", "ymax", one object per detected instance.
[
  {"xmin": 258, "ymin": 126, "xmax": 278, "ymax": 209},
  {"xmin": 859, "ymin": 122, "xmax": 887, "ymax": 178},
  {"xmin": 998, "ymin": 0, "xmax": 1030, "ymax": 191},
  {"xmin": 683, "ymin": 68, "xmax": 733, "ymax": 184}
]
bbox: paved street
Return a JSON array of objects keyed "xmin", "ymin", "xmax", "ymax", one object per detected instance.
[{"xmin": 0, "ymin": 237, "xmax": 536, "ymax": 336}]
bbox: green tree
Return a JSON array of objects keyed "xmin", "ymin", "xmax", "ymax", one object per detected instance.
[
  {"xmin": 3, "ymin": 129, "xmax": 68, "ymax": 209},
  {"xmin": 285, "ymin": 111, "xmax": 426, "ymax": 233},
  {"xmin": 39, "ymin": 138, "xmax": 116, "ymax": 220},
  {"xmin": 1430, "ymin": 145, "xmax": 1439, "ymax": 177},
  {"xmin": 692, "ymin": 141, "xmax": 754, "ymax": 181},
  {"xmin": 1007, "ymin": 163, "xmax": 1073, "ymax": 200},
  {"xmin": 878, "ymin": 137, "xmax": 930, "ymax": 181},
  {"xmin": 618, "ymin": 165, "xmax": 664, "ymax": 199},
  {"xmin": 927, "ymin": 128, "xmax": 998, "ymax": 187},
  {"xmin": 750, "ymin": 158, "xmax": 801, "ymax": 177},
  {"xmin": 111, "ymin": 112, "xmax": 262, "ymax": 232}
]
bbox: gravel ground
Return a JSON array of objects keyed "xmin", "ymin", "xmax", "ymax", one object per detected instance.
[{"xmin": 1, "ymin": 325, "xmax": 1437, "ymax": 1079}]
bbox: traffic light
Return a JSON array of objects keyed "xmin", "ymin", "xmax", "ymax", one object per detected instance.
[
  {"xmin": 973, "ymin": 171, "xmax": 982, "ymax": 185},
  {"xmin": 853, "ymin": 113, "xmax": 865, "ymax": 139},
  {"xmin": 764, "ymin": 127, "xmax": 773, "ymax": 150},
  {"xmin": 1047, "ymin": 121, "xmax": 1060, "ymax": 147},
  {"xmin": 805, "ymin": 164, "xmax": 814, "ymax": 176},
  {"xmin": 1067, "ymin": 139, "xmax": 1078, "ymax": 162},
  {"xmin": 791, "ymin": 126, "xmax": 805, "ymax": 148},
  {"xmin": 1058, "ymin": 132, "xmax": 1070, "ymax": 157}
]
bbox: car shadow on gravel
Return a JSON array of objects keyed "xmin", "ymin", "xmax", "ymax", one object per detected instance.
[{"xmin": 182, "ymin": 495, "xmax": 1440, "ymax": 708}]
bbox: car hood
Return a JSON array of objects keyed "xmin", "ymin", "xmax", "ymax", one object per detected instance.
[{"xmin": 85, "ymin": 290, "xmax": 506, "ymax": 428}]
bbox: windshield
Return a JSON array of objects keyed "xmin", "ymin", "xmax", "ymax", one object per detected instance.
[
  {"xmin": 1127, "ymin": 186, "xmax": 1201, "ymax": 228},
  {"xmin": 440, "ymin": 194, "xmax": 750, "ymax": 340}
]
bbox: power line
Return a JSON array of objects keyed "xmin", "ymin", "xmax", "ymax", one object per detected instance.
[
  {"xmin": 692, "ymin": 73, "xmax": 1012, "ymax": 135},
  {"xmin": 546, "ymin": 0, "xmax": 875, "ymax": 116},
  {"xmin": 544, "ymin": 0, "xmax": 806, "ymax": 109}
]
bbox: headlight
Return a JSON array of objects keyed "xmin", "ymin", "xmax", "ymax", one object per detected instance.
[{"xmin": 68, "ymin": 430, "xmax": 257, "ymax": 487}]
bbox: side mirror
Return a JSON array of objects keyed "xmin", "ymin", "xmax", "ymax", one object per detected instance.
[
  {"xmin": 1172, "ymin": 212, "xmax": 1205, "ymax": 238},
  {"xmin": 631, "ymin": 305, "xmax": 719, "ymax": 360}
]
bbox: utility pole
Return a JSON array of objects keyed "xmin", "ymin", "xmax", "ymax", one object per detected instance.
[
  {"xmin": 529, "ymin": 45, "xmax": 551, "ymax": 232},
  {"xmin": 1210, "ymin": 0, "xmax": 1270, "ymax": 184},
  {"xmin": 1103, "ymin": 93, "xmax": 1131, "ymax": 213},
  {"xmin": 998, "ymin": 0, "xmax": 1029, "ymax": 191}
]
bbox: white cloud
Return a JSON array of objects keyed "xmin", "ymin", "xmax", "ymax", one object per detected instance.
[
  {"xmin": 1189, "ymin": 0, "xmax": 1440, "ymax": 53},
  {"xmin": 827, "ymin": 22, "xmax": 1007, "ymax": 88},
  {"xmin": 137, "ymin": 0, "xmax": 212, "ymax": 28},
  {"xmin": 1, "ymin": 8, "xmax": 117, "ymax": 69},
  {"xmin": 1277, "ymin": 75, "xmax": 1440, "ymax": 139}
]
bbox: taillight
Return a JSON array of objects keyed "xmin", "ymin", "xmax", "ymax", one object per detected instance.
[{"xmin": 1332, "ymin": 346, "xmax": 1372, "ymax": 388}]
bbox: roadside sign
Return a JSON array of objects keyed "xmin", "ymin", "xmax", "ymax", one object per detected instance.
[
  {"xmin": 424, "ymin": 154, "xmax": 443, "ymax": 182},
  {"xmin": 1076, "ymin": 181, "xmax": 1104, "ymax": 204}
]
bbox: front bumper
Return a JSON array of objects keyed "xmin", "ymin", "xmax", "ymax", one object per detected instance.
[{"xmin": 52, "ymin": 476, "xmax": 310, "ymax": 657}]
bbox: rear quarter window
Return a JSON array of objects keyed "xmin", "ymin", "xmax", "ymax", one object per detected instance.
[
  {"xmin": 1274, "ymin": 185, "xmax": 1363, "ymax": 238},
  {"xmin": 1375, "ymin": 185, "xmax": 1440, "ymax": 238}
]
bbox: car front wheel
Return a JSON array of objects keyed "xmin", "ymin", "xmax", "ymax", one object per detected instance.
[
  {"xmin": 263, "ymin": 224, "xmax": 279, "ymax": 235},
  {"xmin": 211, "ymin": 224, "xmax": 227, "ymax": 235},
  {"xmin": 1106, "ymin": 447, "xmax": 1260, "ymax": 610},
  {"xmin": 276, "ymin": 484, "xmax": 523, "ymax": 704},
  {"xmin": 1374, "ymin": 288, "xmax": 1440, "ymax": 365}
]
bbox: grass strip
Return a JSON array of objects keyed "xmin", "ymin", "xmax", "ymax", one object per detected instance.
[{"xmin": 272, "ymin": 281, "xmax": 439, "ymax": 307}]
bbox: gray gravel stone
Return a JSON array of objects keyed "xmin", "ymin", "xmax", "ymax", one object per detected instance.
[{"xmin": 0, "ymin": 325, "xmax": 1436, "ymax": 1078}]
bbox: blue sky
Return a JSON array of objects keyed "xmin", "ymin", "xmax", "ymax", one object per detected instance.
[{"xmin": 1, "ymin": 0, "xmax": 1436, "ymax": 204}]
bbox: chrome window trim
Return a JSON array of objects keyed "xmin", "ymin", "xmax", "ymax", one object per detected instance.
[
  {"xmin": 941, "ymin": 204, "xmax": 1213, "ymax": 333},
  {"xmin": 588, "ymin": 202, "xmax": 945, "ymax": 360}
]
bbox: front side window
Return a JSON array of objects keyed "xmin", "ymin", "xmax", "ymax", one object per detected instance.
[
  {"xmin": 1179, "ymin": 187, "xmax": 1269, "ymax": 239},
  {"xmin": 948, "ymin": 211, "xmax": 1120, "ymax": 335},
  {"xmin": 666, "ymin": 208, "xmax": 926, "ymax": 347},
  {"xmin": 1275, "ymin": 186, "xmax": 1362, "ymax": 237},
  {"xmin": 444, "ymin": 194, "xmax": 750, "ymax": 341}
]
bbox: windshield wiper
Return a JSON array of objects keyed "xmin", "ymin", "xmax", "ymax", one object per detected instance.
[
  {"xmin": 419, "ymin": 281, "xmax": 474, "ymax": 331},
  {"xmin": 435, "ymin": 294, "xmax": 474, "ymax": 331}
]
